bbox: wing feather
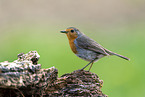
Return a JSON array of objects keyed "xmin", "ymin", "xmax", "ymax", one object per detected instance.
[{"xmin": 76, "ymin": 35, "xmax": 109, "ymax": 56}]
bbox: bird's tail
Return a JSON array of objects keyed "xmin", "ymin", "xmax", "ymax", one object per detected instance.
[
  {"xmin": 111, "ymin": 52, "xmax": 130, "ymax": 60},
  {"xmin": 105, "ymin": 49, "xmax": 130, "ymax": 61}
]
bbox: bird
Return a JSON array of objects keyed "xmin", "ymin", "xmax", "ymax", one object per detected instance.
[{"xmin": 60, "ymin": 27, "xmax": 130, "ymax": 71}]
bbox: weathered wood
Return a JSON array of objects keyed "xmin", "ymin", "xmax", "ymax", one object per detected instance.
[{"xmin": 0, "ymin": 51, "xmax": 107, "ymax": 97}]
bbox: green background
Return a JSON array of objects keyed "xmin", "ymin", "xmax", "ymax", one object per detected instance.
[{"xmin": 0, "ymin": 0, "xmax": 145, "ymax": 97}]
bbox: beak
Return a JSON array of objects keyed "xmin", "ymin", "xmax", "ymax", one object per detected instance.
[{"xmin": 60, "ymin": 30, "xmax": 67, "ymax": 33}]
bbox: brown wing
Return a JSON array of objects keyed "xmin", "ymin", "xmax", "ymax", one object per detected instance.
[{"xmin": 76, "ymin": 35, "xmax": 110, "ymax": 56}]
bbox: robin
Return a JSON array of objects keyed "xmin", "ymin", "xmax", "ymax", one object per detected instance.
[{"xmin": 60, "ymin": 27, "xmax": 130, "ymax": 71}]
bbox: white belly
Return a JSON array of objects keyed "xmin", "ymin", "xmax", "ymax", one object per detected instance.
[{"xmin": 76, "ymin": 48, "xmax": 104, "ymax": 62}]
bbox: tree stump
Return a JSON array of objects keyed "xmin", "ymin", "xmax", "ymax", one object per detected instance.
[{"xmin": 0, "ymin": 51, "xmax": 107, "ymax": 97}]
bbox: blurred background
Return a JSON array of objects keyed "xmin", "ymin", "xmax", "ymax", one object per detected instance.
[{"xmin": 0, "ymin": 0, "xmax": 145, "ymax": 96}]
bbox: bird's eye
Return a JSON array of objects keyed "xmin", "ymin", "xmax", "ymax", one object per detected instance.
[{"xmin": 70, "ymin": 30, "xmax": 74, "ymax": 33}]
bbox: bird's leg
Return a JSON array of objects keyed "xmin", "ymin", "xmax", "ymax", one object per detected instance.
[
  {"xmin": 80, "ymin": 60, "xmax": 94, "ymax": 70},
  {"xmin": 81, "ymin": 57, "xmax": 98, "ymax": 71},
  {"xmin": 81, "ymin": 58, "xmax": 97, "ymax": 70},
  {"xmin": 88, "ymin": 62, "xmax": 94, "ymax": 72}
]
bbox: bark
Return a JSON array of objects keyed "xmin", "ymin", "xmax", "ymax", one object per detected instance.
[{"xmin": 0, "ymin": 51, "xmax": 107, "ymax": 97}]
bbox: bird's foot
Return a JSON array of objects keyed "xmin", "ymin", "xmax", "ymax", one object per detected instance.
[
  {"xmin": 78, "ymin": 69, "xmax": 90, "ymax": 72},
  {"xmin": 78, "ymin": 68, "xmax": 84, "ymax": 71}
]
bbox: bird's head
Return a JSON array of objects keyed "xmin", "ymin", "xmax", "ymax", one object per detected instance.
[{"xmin": 60, "ymin": 27, "xmax": 83, "ymax": 40}]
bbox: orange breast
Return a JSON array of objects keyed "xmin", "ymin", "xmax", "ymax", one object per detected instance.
[
  {"xmin": 69, "ymin": 39, "xmax": 78, "ymax": 54},
  {"xmin": 66, "ymin": 32, "xmax": 78, "ymax": 54}
]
